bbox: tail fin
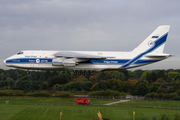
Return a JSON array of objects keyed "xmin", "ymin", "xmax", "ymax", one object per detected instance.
[{"xmin": 132, "ymin": 25, "xmax": 170, "ymax": 53}]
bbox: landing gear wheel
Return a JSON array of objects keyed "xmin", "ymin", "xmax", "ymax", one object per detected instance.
[{"xmin": 27, "ymin": 70, "xmax": 30, "ymax": 75}]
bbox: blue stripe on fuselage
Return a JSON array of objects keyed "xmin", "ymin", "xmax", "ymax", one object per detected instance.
[
  {"xmin": 6, "ymin": 58, "xmax": 52, "ymax": 64},
  {"xmin": 6, "ymin": 58, "xmax": 158, "ymax": 65}
]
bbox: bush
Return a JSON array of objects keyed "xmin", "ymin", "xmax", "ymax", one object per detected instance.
[
  {"xmin": 174, "ymin": 113, "xmax": 180, "ymax": 120},
  {"xmin": 64, "ymin": 82, "xmax": 83, "ymax": 91},
  {"xmin": 90, "ymin": 83, "xmax": 99, "ymax": 91},
  {"xmin": 58, "ymin": 85, "xmax": 63, "ymax": 91},
  {"xmin": 169, "ymin": 93, "xmax": 178, "ymax": 98},
  {"xmin": 162, "ymin": 94, "xmax": 170, "ymax": 99},
  {"xmin": 53, "ymin": 84, "xmax": 60, "ymax": 90},
  {"xmin": 172, "ymin": 96, "xmax": 180, "ymax": 101},
  {"xmin": 0, "ymin": 90, "xmax": 13, "ymax": 96},
  {"xmin": 145, "ymin": 92, "xmax": 159, "ymax": 98},
  {"xmin": 141, "ymin": 117, "xmax": 149, "ymax": 120},
  {"xmin": 26, "ymin": 92, "xmax": 50, "ymax": 97},
  {"xmin": 56, "ymin": 91, "xmax": 72, "ymax": 97},
  {"xmin": 152, "ymin": 116, "xmax": 158, "ymax": 120},
  {"xmin": 177, "ymin": 90, "xmax": 180, "ymax": 96},
  {"xmin": 16, "ymin": 81, "xmax": 45, "ymax": 91},
  {"xmin": 82, "ymin": 81, "xmax": 93, "ymax": 91},
  {"xmin": 64, "ymin": 82, "xmax": 72, "ymax": 91},
  {"xmin": 48, "ymin": 76, "xmax": 68, "ymax": 87},
  {"xmin": 0, "ymin": 90, "xmax": 25, "ymax": 96},
  {"xmin": 160, "ymin": 114, "xmax": 170, "ymax": 120},
  {"xmin": 0, "ymin": 91, "xmax": 9, "ymax": 96},
  {"xmin": 0, "ymin": 81, "xmax": 5, "ymax": 87},
  {"xmin": 167, "ymin": 89, "xmax": 176, "ymax": 93},
  {"xmin": 156, "ymin": 88, "xmax": 168, "ymax": 94},
  {"xmin": 41, "ymin": 83, "xmax": 48, "ymax": 90},
  {"xmin": 53, "ymin": 84, "xmax": 63, "ymax": 91},
  {"xmin": 88, "ymin": 89, "xmax": 125, "ymax": 97}
]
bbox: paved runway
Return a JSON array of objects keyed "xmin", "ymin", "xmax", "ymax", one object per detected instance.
[{"xmin": 103, "ymin": 100, "xmax": 130, "ymax": 105}]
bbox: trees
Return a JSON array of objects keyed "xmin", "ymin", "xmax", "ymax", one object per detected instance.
[
  {"xmin": 157, "ymin": 70, "xmax": 166, "ymax": 80},
  {"xmin": 98, "ymin": 80, "xmax": 107, "ymax": 91},
  {"xmin": 128, "ymin": 71, "xmax": 137, "ymax": 79},
  {"xmin": 48, "ymin": 76, "xmax": 68, "ymax": 87},
  {"xmin": 5, "ymin": 78, "xmax": 15, "ymax": 87},
  {"xmin": 134, "ymin": 80, "xmax": 150, "ymax": 96},
  {"xmin": 59, "ymin": 71, "xmax": 71, "ymax": 81},
  {"xmin": 107, "ymin": 79, "xmax": 123, "ymax": 92},
  {"xmin": 141, "ymin": 70, "xmax": 152, "ymax": 83},
  {"xmin": 168, "ymin": 72, "xmax": 180, "ymax": 81},
  {"xmin": 73, "ymin": 75, "xmax": 88, "ymax": 82},
  {"xmin": 39, "ymin": 75, "xmax": 46, "ymax": 81},
  {"xmin": 151, "ymin": 84, "xmax": 159, "ymax": 92},
  {"xmin": 45, "ymin": 70, "xmax": 52, "ymax": 81},
  {"xmin": 0, "ymin": 68, "xmax": 180, "ymax": 97},
  {"xmin": 96, "ymin": 72, "xmax": 106, "ymax": 82},
  {"xmin": 82, "ymin": 81, "xmax": 93, "ymax": 91},
  {"xmin": 110, "ymin": 71, "xmax": 126, "ymax": 81}
]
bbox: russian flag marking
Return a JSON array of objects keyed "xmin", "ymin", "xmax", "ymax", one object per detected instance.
[{"xmin": 152, "ymin": 36, "xmax": 159, "ymax": 38}]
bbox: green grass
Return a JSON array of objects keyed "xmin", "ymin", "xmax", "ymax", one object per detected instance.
[
  {"xmin": 116, "ymin": 100, "xmax": 180, "ymax": 108},
  {"xmin": 0, "ymin": 104, "xmax": 179, "ymax": 120},
  {"xmin": 0, "ymin": 96, "xmax": 118, "ymax": 105},
  {"xmin": 0, "ymin": 97, "xmax": 180, "ymax": 120}
]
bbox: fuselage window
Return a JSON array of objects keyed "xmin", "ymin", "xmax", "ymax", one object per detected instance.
[{"xmin": 17, "ymin": 52, "xmax": 23, "ymax": 55}]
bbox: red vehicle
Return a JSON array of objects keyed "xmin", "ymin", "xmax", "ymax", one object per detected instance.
[{"xmin": 74, "ymin": 98, "xmax": 90, "ymax": 105}]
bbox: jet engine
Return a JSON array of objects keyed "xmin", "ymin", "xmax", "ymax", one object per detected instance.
[
  {"xmin": 52, "ymin": 58, "xmax": 76, "ymax": 67},
  {"xmin": 52, "ymin": 58, "xmax": 63, "ymax": 66}
]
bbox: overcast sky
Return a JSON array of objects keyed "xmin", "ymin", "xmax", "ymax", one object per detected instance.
[{"xmin": 0, "ymin": 0, "xmax": 180, "ymax": 70}]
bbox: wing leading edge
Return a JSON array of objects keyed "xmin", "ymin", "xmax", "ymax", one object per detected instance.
[{"xmin": 54, "ymin": 51, "xmax": 106, "ymax": 60}]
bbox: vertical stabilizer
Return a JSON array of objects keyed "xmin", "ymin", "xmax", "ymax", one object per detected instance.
[{"xmin": 132, "ymin": 25, "xmax": 170, "ymax": 53}]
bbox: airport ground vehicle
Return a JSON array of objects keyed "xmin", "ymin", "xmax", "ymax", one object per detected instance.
[{"xmin": 74, "ymin": 98, "xmax": 90, "ymax": 105}]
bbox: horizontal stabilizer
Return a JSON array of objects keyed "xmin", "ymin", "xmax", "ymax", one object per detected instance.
[{"xmin": 145, "ymin": 53, "xmax": 172, "ymax": 58}]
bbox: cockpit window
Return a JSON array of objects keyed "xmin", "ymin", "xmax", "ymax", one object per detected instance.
[{"xmin": 17, "ymin": 52, "xmax": 23, "ymax": 55}]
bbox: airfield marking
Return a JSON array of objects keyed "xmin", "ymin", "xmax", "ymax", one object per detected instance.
[{"xmin": 103, "ymin": 100, "xmax": 131, "ymax": 106}]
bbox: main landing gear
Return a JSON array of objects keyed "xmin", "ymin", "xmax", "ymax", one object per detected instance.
[
  {"xmin": 73, "ymin": 70, "xmax": 94, "ymax": 75},
  {"xmin": 27, "ymin": 70, "xmax": 30, "ymax": 74}
]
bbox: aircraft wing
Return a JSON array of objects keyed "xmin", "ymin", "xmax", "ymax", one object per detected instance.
[{"xmin": 54, "ymin": 51, "xmax": 106, "ymax": 60}]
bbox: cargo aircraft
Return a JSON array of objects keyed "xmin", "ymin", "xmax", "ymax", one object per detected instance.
[{"xmin": 4, "ymin": 25, "xmax": 172, "ymax": 75}]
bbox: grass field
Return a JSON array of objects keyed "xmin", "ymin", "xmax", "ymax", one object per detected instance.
[
  {"xmin": 0, "ymin": 97, "xmax": 180, "ymax": 120},
  {"xmin": 0, "ymin": 104, "xmax": 179, "ymax": 120},
  {"xmin": 116, "ymin": 100, "xmax": 180, "ymax": 108},
  {"xmin": 0, "ymin": 96, "xmax": 118, "ymax": 105}
]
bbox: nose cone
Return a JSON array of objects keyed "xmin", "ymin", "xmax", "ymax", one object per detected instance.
[{"xmin": 3, "ymin": 59, "xmax": 6, "ymax": 65}]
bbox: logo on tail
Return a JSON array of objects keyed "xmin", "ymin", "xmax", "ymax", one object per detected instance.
[{"xmin": 148, "ymin": 40, "xmax": 155, "ymax": 47}]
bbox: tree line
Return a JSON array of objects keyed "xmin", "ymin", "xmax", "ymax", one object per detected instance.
[{"xmin": 0, "ymin": 68, "xmax": 180, "ymax": 99}]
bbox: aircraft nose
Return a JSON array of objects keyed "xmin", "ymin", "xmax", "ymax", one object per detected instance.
[{"xmin": 3, "ymin": 59, "xmax": 6, "ymax": 65}]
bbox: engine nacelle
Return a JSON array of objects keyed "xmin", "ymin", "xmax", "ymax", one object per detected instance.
[
  {"xmin": 52, "ymin": 58, "xmax": 63, "ymax": 66},
  {"xmin": 63, "ymin": 59, "xmax": 76, "ymax": 67},
  {"xmin": 52, "ymin": 58, "xmax": 76, "ymax": 67}
]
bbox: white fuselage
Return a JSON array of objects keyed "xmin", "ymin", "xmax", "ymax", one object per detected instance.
[{"xmin": 4, "ymin": 50, "xmax": 169, "ymax": 72}]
